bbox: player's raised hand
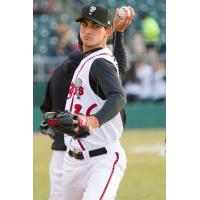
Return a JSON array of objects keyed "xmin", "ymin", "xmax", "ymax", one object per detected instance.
[{"xmin": 113, "ymin": 6, "xmax": 135, "ymax": 32}]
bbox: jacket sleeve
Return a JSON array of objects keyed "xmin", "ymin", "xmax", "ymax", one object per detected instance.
[{"xmin": 40, "ymin": 80, "xmax": 52, "ymax": 113}]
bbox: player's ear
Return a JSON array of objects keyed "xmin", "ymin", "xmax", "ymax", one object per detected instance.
[{"xmin": 105, "ymin": 27, "xmax": 113, "ymax": 37}]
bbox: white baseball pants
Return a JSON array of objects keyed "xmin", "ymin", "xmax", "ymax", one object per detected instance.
[
  {"xmin": 49, "ymin": 150, "xmax": 65, "ymax": 200},
  {"xmin": 62, "ymin": 147, "xmax": 127, "ymax": 200}
]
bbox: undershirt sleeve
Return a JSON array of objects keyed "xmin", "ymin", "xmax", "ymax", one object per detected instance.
[
  {"xmin": 113, "ymin": 32, "xmax": 128, "ymax": 85},
  {"xmin": 90, "ymin": 58, "xmax": 127, "ymax": 125}
]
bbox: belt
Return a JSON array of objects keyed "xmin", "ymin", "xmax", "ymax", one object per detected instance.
[{"xmin": 68, "ymin": 147, "xmax": 107, "ymax": 160}]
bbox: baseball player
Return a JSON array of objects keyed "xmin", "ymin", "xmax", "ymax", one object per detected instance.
[
  {"xmin": 61, "ymin": 5, "xmax": 135, "ymax": 200},
  {"xmin": 40, "ymin": 5, "xmax": 135, "ymax": 200}
]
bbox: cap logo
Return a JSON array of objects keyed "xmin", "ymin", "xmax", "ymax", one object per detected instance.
[
  {"xmin": 89, "ymin": 6, "xmax": 96, "ymax": 15},
  {"xmin": 108, "ymin": 20, "xmax": 110, "ymax": 25}
]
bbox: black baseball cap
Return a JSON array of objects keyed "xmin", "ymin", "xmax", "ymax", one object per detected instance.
[{"xmin": 76, "ymin": 5, "xmax": 112, "ymax": 27}]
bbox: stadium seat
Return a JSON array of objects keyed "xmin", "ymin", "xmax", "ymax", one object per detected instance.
[
  {"xmin": 146, "ymin": 0, "xmax": 156, "ymax": 7},
  {"xmin": 33, "ymin": 0, "xmax": 166, "ymax": 56},
  {"xmin": 38, "ymin": 44, "xmax": 48, "ymax": 55}
]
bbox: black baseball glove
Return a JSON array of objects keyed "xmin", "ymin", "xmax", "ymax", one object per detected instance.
[
  {"xmin": 40, "ymin": 118, "xmax": 55, "ymax": 139},
  {"xmin": 40, "ymin": 111, "xmax": 90, "ymax": 139}
]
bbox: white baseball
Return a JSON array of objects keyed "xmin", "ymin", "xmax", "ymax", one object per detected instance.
[{"xmin": 119, "ymin": 6, "xmax": 130, "ymax": 20}]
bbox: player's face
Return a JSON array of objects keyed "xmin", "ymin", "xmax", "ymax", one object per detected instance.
[{"xmin": 80, "ymin": 19, "xmax": 112, "ymax": 52}]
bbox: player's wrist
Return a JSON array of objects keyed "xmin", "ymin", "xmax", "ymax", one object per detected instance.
[{"xmin": 87, "ymin": 115, "xmax": 100, "ymax": 129}]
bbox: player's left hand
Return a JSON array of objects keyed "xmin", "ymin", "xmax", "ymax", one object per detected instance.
[{"xmin": 113, "ymin": 6, "xmax": 135, "ymax": 32}]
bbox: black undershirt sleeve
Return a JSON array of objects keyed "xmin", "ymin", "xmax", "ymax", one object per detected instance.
[
  {"xmin": 113, "ymin": 32, "xmax": 128, "ymax": 85},
  {"xmin": 90, "ymin": 58, "xmax": 127, "ymax": 125}
]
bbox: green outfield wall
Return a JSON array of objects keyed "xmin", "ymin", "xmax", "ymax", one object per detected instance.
[
  {"xmin": 124, "ymin": 102, "xmax": 166, "ymax": 129},
  {"xmin": 33, "ymin": 82, "xmax": 165, "ymax": 132},
  {"xmin": 34, "ymin": 82, "xmax": 47, "ymax": 106}
]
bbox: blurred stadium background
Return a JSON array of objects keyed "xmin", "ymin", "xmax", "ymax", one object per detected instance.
[
  {"xmin": 33, "ymin": 0, "xmax": 166, "ymax": 131},
  {"xmin": 34, "ymin": 1, "xmax": 165, "ymax": 199}
]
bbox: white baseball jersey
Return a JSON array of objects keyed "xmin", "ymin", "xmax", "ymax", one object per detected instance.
[{"xmin": 64, "ymin": 48, "xmax": 123, "ymax": 151}]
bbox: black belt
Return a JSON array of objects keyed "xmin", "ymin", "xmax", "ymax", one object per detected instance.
[{"xmin": 68, "ymin": 147, "xmax": 107, "ymax": 160}]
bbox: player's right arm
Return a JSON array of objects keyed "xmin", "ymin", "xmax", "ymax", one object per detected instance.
[
  {"xmin": 113, "ymin": 6, "xmax": 135, "ymax": 84},
  {"xmin": 89, "ymin": 58, "xmax": 127, "ymax": 127},
  {"xmin": 113, "ymin": 32, "xmax": 127, "ymax": 84}
]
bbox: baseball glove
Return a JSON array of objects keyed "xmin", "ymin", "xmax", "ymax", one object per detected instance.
[
  {"xmin": 40, "ymin": 111, "xmax": 90, "ymax": 139},
  {"xmin": 40, "ymin": 119, "xmax": 55, "ymax": 139}
]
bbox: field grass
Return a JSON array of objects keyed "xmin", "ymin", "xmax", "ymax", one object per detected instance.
[{"xmin": 33, "ymin": 129, "xmax": 166, "ymax": 200}]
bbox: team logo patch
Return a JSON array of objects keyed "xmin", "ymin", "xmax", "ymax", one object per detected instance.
[
  {"xmin": 75, "ymin": 78, "xmax": 84, "ymax": 99},
  {"xmin": 89, "ymin": 6, "xmax": 96, "ymax": 15}
]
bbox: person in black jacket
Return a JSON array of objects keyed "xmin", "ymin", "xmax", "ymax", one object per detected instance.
[{"xmin": 40, "ymin": 7, "xmax": 135, "ymax": 200}]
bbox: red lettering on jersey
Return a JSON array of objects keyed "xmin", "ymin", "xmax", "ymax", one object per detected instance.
[
  {"xmin": 67, "ymin": 82, "xmax": 75, "ymax": 99},
  {"xmin": 74, "ymin": 104, "xmax": 82, "ymax": 114},
  {"xmin": 73, "ymin": 103, "xmax": 97, "ymax": 116},
  {"xmin": 75, "ymin": 86, "xmax": 84, "ymax": 97},
  {"xmin": 86, "ymin": 104, "xmax": 97, "ymax": 116},
  {"xmin": 78, "ymin": 86, "xmax": 84, "ymax": 96}
]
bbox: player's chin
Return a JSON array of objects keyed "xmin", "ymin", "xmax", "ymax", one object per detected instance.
[
  {"xmin": 84, "ymin": 42, "xmax": 96, "ymax": 49},
  {"xmin": 83, "ymin": 39, "xmax": 93, "ymax": 46}
]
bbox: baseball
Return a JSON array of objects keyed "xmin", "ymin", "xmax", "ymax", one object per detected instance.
[{"xmin": 119, "ymin": 6, "xmax": 130, "ymax": 20}]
